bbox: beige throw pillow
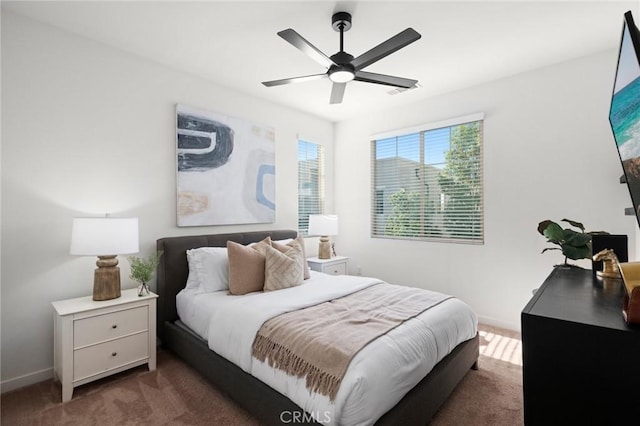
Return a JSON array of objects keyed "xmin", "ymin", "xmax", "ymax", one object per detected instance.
[
  {"xmin": 227, "ymin": 237, "xmax": 271, "ymax": 295},
  {"xmin": 273, "ymin": 235, "xmax": 311, "ymax": 279},
  {"xmin": 264, "ymin": 241, "xmax": 305, "ymax": 292}
]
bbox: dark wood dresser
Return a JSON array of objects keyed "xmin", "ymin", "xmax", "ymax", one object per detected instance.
[{"xmin": 521, "ymin": 266, "xmax": 640, "ymax": 425}]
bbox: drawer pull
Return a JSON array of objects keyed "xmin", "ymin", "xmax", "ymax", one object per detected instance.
[
  {"xmin": 111, "ymin": 352, "xmax": 117, "ymax": 357},
  {"xmin": 111, "ymin": 324, "xmax": 118, "ymax": 329}
]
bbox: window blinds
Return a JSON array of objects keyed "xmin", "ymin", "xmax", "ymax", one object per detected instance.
[
  {"xmin": 298, "ymin": 140, "xmax": 325, "ymax": 235},
  {"xmin": 371, "ymin": 115, "xmax": 484, "ymax": 244}
]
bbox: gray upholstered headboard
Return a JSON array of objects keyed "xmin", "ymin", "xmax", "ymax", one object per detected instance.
[{"xmin": 155, "ymin": 229, "xmax": 298, "ymax": 342}]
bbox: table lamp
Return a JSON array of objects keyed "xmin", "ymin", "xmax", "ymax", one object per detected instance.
[
  {"xmin": 70, "ymin": 217, "xmax": 139, "ymax": 301},
  {"xmin": 308, "ymin": 214, "xmax": 338, "ymax": 259}
]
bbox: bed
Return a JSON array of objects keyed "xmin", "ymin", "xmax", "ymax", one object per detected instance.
[{"xmin": 157, "ymin": 230, "xmax": 479, "ymax": 425}]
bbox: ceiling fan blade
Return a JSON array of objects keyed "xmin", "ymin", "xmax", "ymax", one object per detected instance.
[
  {"xmin": 354, "ymin": 70, "xmax": 417, "ymax": 88},
  {"xmin": 351, "ymin": 28, "xmax": 421, "ymax": 71},
  {"xmin": 330, "ymin": 82, "xmax": 346, "ymax": 104},
  {"xmin": 278, "ymin": 28, "xmax": 336, "ymax": 69},
  {"xmin": 262, "ymin": 73, "xmax": 327, "ymax": 87}
]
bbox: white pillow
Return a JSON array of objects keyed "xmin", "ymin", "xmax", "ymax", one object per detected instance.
[
  {"xmin": 185, "ymin": 249, "xmax": 201, "ymax": 291},
  {"xmin": 185, "ymin": 254, "xmax": 200, "ymax": 291},
  {"xmin": 185, "ymin": 247, "xmax": 229, "ymax": 293}
]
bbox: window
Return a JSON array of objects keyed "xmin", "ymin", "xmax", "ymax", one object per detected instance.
[
  {"xmin": 371, "ymin": 114, "xmax": 484, "ymax": 243},
  {"xmin": 298, "ymin": 140, "xmax": 325, "ymax": 235}
]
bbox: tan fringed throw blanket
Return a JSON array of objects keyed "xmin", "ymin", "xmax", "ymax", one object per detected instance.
[{"xmin": 251, "ymin": 283, "xmax": 453, "ymax": 401}]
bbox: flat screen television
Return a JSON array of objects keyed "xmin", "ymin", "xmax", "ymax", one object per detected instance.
[{"xmin": 609, "ymin": 10, "xmax": 640, "ymax": 229}]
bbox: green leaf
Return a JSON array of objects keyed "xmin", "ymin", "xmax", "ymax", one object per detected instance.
[
  {"xmin": 561, "ymin": 243, "xmax": 590, "ymax": 260},
  {"xmin": 587, "ymin": 231, "xmax": 610, "ymax": 236},
  {"xmin": 541, "ymin": 247, "xmax": 561, "ymax": 254},
  {"xmin": 563, "ymin": 229, "xmax": 591, "ymax": 247},
  {"xmin": 541, "ymin": 221, "xmax": 564, "ymax": 243},
  {"xmin": 537, "ymin": 220, "xmax": 553, "ymax": 236},
  {"xmin": 561, "ymin": 219, "xmax": 585, "ymax": 232}
]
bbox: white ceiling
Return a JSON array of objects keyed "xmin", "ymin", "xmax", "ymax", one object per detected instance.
[{"xmin": 3, "ymin": 1, "xmax": 637, "ymax": 122}]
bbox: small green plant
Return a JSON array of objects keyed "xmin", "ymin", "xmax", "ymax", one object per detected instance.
[
  {"xmin": 537, "ymin": 219, "xmax": 607, "ymax": 266},
  {"xmin": 128, "ymin": 251, "xmax": 162, "ymax": 295}
]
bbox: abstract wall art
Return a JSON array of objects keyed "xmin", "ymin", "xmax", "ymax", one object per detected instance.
[{"xmin": 176, "ymin": 104, "xmax": 276, "ymax": 226}]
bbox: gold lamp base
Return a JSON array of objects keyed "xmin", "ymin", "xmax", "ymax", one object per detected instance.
[
  {"xmin": 93, "ymin": 255, "xmax": 122, "ymax": 301},
  {"xmin": 318, "ymin": 236, "xmax": 331, "ymax": 259}
]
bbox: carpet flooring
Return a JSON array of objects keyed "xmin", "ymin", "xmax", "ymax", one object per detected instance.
[{"xmin": 1, "ymin": 324, "xmax": 523, "ymax": 425}]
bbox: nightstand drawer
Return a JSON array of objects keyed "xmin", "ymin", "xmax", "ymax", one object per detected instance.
[
  {"xmin": 74, "ymin": 306, "xmax": 148, "ymax": 348},
  {"xmin": 74, "ymin": 332, "xmax": 149, "ymax": 381},
  {"xmin": 323, "ymin": 263, "xmax": 347, "ymax": 275}
]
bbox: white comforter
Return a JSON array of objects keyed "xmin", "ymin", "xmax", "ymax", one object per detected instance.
[{"xmin": 177, "ymin": 271, "xmax": 477, "ymax": 426}]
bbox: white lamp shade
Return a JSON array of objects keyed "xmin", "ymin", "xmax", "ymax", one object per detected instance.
[
  {"xmin": 308, "ymin": 214, "xmax": 339, "ymax": 236},
  {"xmin": 70, "ymin": 217, "xmax": 139, "ymax": 256}
]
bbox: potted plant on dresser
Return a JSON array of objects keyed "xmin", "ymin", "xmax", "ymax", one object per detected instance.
[{"xmin": 537, "ymin": 218, "xmax": 608, "ymax": 267}]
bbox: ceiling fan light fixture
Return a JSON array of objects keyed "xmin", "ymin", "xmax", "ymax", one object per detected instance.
[
  {"xmin": 263, "ymin": 11, "xmax": 421, "ymax": 104},
  {"xmin": 329, "ymin": 68, "xmax": 355, "ymax": 83}
]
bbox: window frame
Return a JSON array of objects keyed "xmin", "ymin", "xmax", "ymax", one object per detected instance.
[
  {"xmin": 370, "ymin": 113, "xmax": 484, "ymax": 244},
  {"xmin": 298, "ymin": 139, "xmax": 326, "ymax": 236}
]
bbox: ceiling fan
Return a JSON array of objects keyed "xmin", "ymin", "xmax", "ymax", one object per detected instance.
[{"xmin": 262, "ymin": 12, "xmax": 421, "ymax": 104}]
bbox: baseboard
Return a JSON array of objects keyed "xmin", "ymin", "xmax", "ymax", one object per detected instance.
[
  {"xmin": 1, "ymin": 367, "xmax": 53, "ymax": 394},
  {"xmin": 477, "ymin": 315, "xmax": 520, "ymax": 333}
]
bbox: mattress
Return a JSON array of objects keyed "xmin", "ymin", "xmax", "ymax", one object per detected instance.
[{"xmin": 176, "ymin": 271, "xmax": 477, "ymax": 426}]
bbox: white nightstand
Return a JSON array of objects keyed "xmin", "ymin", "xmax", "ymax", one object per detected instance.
[
  {"xmin": 52, "ymin": 288, "xmax": 158, "ymax": 402},
  {"xmin": 307, "ymin": 256, "xmax": 349, "ymax": 276}
]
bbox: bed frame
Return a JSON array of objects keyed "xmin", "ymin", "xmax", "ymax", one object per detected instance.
[{"xmin": 157, "ymin": 230, "xmax": 479, "ymax": 426}]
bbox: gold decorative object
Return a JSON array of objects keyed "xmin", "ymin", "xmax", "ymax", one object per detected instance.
[
  {"xmin": 616, "ymin": 261, "xmax": 640, "ymax": 325},
  {"xmin": 592, "ymin": 248, "xmax": 622, "ymax": 279}
]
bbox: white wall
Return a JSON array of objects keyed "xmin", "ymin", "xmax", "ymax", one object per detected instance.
[
  {"xmin": 334, "ymin": 50, "xmax": 637, "ymax": 331},
  {"xmin": 0, "ymin": 12, "xmax": 333, "ymax": 390}
]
